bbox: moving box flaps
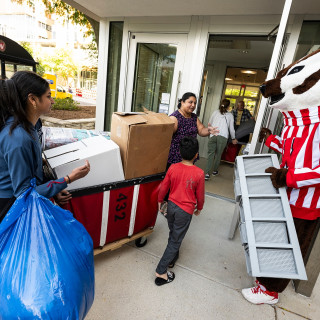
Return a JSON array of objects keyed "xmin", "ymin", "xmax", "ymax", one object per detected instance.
[{"xmin": 111, "ymin": 111, "xmax": 174, "ymax": 180}]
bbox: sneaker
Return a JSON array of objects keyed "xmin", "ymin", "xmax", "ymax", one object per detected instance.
[
  {"xmin": 241, "ymin": 281, "xmax": 279, "ymax": 305},
  {"xmin": 212, "ymin": 171, "xmax": 219, "ymax": 176},
  {"xmin": 205, "ymin": 174, "xmax": 210, "ymax": 180}
]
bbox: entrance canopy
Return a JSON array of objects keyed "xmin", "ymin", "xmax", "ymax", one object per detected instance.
[
  {"xmin": 0, "ymin": 35, "xmax": 37, "ymax": 79},
  {"xmin": 65, "ymin": 0, "xmax": 320, "ymax": 19}
]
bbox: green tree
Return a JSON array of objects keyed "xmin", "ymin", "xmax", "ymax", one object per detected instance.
[
  {"xmin": 43, "ymin": 48, "xmax": 77, "ymax": 84},
  {"xmin": 19, "ymin": 41, "xmax": 46, "ymax": 76}
]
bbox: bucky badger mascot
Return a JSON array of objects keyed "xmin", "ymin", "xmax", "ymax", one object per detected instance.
[{"xmin": 242, "ymin": 49, "xmax": 320, "ymax": 305}]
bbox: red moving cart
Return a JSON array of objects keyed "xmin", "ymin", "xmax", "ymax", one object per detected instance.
[{"xmin": 62, "ymin": 173, "xmax": 164, "ymax": 255}]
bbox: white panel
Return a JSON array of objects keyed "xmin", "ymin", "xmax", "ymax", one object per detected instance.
[
  {"xmin": 117, "ymin": 19, "xmax": 131, "ymax": 112},
  {"xmin": 250, "ymin": 0, "xmax": 293, "ymax": 154},
  {"xmin": 126, "ymin": 16, "xmax": 192, "ymax": 24},
  {"xmin": 128, "ymin": 184, "xmax": 140, "ymax": 237},
  {"xmin": 125, "ymin": 24, "xmax": 191, "ymax": 33},
  {"xmin": 235, "ymin": 154, "xmax": 307, "ymax": 280},
  {"xmin": 100, "ymin": 191, "xmax": 110, "ymax": 247},
  {"xmin": 264, "ymin": 15, "xmax": 304, "ymax": 136},
  {"xmin": 183, "ymin": 16, "xmax": 210, "ymax": 96},
  {"xmin": 209, "ymin": 15, "xmax": 283, "ymax": 25},
  {"xmin": 209, "ymin": 25, "xmax": 282, "ymax": 34}
]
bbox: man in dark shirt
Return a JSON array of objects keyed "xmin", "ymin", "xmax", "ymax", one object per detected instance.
[
  {"xmin": 231, "ymin": 101, "xmax": 253, "ymax": 130},
  {"xmin": 232, "ymin": 101, "xmax": 253, "ymax": 143}
]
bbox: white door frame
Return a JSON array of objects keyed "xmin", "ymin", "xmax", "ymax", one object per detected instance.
[
  {"xmin": 249, "ymin": 0, "xmax": 293, "ymax": 154},
  {"xmin": 120, "ymin": 33, "xmax": 187, "ymax": 114}
]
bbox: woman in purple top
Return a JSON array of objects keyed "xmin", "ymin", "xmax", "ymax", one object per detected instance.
[
  {"xmin": 160, "ymin": 92, "xmax": 218, "ymax": 226},
  {"xmin": 168, "ymin": 92, "xmax": 218, "ymax": 165}
]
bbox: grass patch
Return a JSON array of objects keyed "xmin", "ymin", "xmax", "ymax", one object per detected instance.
[{"xmin": 52, "ymin": 98, "xmax": 80, "ymax": 111}]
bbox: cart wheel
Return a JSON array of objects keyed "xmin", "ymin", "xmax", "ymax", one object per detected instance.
[{"xmin": 135, "ymin": 236, "xmax": 148, "ymax": 247}]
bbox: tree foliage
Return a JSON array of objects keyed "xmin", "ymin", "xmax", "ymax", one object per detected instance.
[
  {"xmin": 42, "ymin": 48, "xmax": 77, "ymax": 82},
  {"xmin": 19, "ymin": 41, "xmax": 46, "ymax": 76}
]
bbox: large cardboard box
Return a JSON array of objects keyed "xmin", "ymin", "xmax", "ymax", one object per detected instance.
[
  {"xmin": 44, "ymin": 136, "xmax": 124, "ymax": 190},
  {"xmin": 111, "ymin": 111, "xmax": 174, "ymax": 179}
]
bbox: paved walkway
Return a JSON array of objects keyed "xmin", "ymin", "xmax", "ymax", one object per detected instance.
[{"xmin": 86, "ymin": 195, "xmax": 319, "ymax": 320}]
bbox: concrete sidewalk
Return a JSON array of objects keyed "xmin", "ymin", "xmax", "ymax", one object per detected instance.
[{"xmin": 86, "ymin": 195, "xmax": 319, "ymax": 320}]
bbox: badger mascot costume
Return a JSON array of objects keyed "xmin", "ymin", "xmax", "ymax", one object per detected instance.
[{"xmin": 242, "ymin": 49, "xmax": 320, "ymax": 304}]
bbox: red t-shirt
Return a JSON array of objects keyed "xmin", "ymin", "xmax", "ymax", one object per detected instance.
[{"xmin": 158, "ymin": 162, "xmax": 205, "ymax": 214}]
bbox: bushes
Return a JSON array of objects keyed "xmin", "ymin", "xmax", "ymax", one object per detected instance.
[{"xmin": 52, "ymin": 98, "xmax": 80, "ymax": 111}]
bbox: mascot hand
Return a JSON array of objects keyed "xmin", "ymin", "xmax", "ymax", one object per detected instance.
[
  {"xmin": 265, "ymin": 167, "xmax": 288, "ymax": 188},
  {"xmin": 259, "ymin": 128, "xmax": 272, "ymax": 143}
]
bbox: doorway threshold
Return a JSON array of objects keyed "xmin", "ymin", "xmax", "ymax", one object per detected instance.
[{"xmin": 205, "ymin": 191, "xmax": 236, "ymax": 203}]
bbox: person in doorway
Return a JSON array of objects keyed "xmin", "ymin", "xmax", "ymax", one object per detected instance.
[
  {"xmin": 232, "ymin": 100, "xmax": 253, "ymax": 143},
  {"xmin": 0, "ymin": 71, "xmax": 90, "ymax": 222},
  {"xmin": 155, "ymin": 136, "xmax": 205, "ymax": 285},
  {"xmin": 168, "ymin": 92, "xmax": 219, "ymax": 165},
  {"xmin": 232, "ymin": 100, "xmax": 253, "ymax": 130},
  {"xmin": 160, "ymin": 92, "xmax": 218, "ymax": 213},
  {"xmin": 205, "ymin": 99, "xmax": 237, "ymax": 179}
]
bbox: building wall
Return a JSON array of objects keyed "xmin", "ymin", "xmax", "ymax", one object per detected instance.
[
  {"xmin": 0, "ymin": 0, "xmax": 53, "ymax": 42},
  {"xmin": 96, "ymin": 13, "xmax": 318, "ymax": 157}
]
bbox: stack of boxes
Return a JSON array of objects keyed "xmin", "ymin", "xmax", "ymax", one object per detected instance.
[
  {"xmin": 43, "ymin": 111, "xmax": 175, "ymax": 248},
  {"xmin": 44, "ymin": 110, "xmax": 174, "ymax": 187}
]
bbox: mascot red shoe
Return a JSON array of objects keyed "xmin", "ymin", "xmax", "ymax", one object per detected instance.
[{"xmin": 242, "ymin": 49, "xmax": 320, "ymax": 305}]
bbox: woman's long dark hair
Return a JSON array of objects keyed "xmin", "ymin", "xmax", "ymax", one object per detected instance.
[
  {"xmin": 0, "ymin": 71, "xmax": 49, "ymax": 134},
  {"xmin": 219, "ymin": 99, "xmax": 230, "ymax": 115},
  {"xmin": 177, "ymin": 92, "xmax": 197, "ymax": 109}
]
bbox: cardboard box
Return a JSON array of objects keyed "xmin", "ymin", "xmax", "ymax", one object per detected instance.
[
  {"xmin": 111, "ymin": 111, "xmax": 174, "ymax": 179},
  {"xmin": 44, "ymin": 136, "xmax": 124, "ymax": 190}
]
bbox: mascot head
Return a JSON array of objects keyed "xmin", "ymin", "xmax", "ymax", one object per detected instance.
[{"xmin": 260, "ymin": 49, "xmax": 320, "ymax": 111}]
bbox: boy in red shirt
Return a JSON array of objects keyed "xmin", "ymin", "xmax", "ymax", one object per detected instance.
[{"xmin": 155, "ymin": 136, "xmax": 205, "ymax": 286}]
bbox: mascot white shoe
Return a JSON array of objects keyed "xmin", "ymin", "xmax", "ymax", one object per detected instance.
[{"xmin": 242, "ymin": 49, "xmax": 320, "ymax": 304}]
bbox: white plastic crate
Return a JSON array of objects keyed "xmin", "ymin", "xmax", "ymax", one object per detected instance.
[{"xmin": 234, "ymin": 154, "xmax": 307, "ymax": 280}]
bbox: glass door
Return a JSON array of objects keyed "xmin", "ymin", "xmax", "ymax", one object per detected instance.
[{"xmin": 125, "ymin": 33, "xmax": 187, "ymax": 115}]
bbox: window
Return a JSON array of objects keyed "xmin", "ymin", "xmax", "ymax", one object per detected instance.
[
  {"xmin": 244, "ymin": 86, "xmax": 259, "ymax": 98},
  {"xmin": 225, "ymin": 84, "xmax": 241, "ymax": 96},
  {"xmin": 294, "ymin": 21, "xmax": 320, "ymax": 60}
]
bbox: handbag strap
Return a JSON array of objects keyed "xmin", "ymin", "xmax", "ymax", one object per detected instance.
[{"xmin": 224, "ymin": 115, "xmax": 231, "ymax": 139}]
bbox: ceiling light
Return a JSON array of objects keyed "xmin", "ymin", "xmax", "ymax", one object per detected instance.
[
  {"xmin": 225, "ymin": 77, "xmax": 233, "ymax": 81},
  {"xmin": 241, "ymin": 70, "xmax": 257, "ymax": 74},
  {"xmin": 238, "ymin": 50, "xmax": 249, "ymax": 54}
]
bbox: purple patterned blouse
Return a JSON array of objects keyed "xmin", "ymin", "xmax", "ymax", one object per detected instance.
[{"xmin": 168, "ymin": 110, "xmax": 198, "ymax": 164}]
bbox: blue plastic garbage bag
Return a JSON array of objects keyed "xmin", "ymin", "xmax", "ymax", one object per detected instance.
[{"xmin": 0, "ymin": 179, "xmax": 94, "ymax": 319}]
